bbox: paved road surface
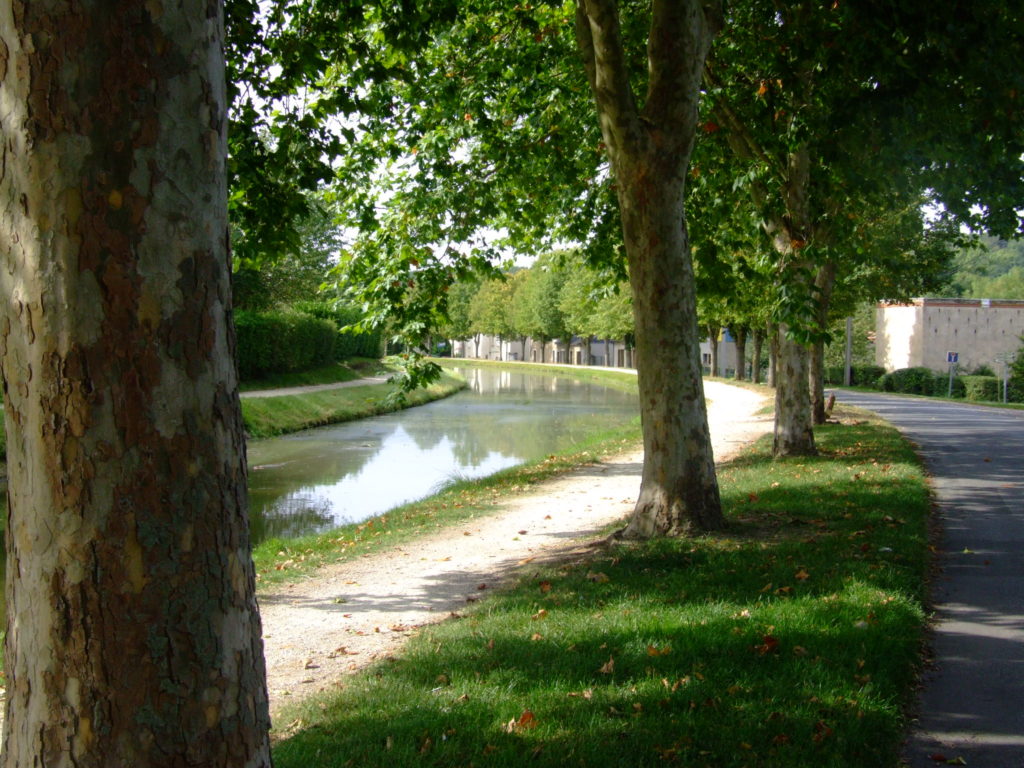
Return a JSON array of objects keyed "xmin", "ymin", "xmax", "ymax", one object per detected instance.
[{"xmin": 835, "ymin": 390, "xmax": 1024, "ymax": 767}]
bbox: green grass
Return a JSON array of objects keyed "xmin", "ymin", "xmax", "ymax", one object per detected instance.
[
  {"xmin": 239, "ymin": 357, "xmax": 391, "ymax": 392},
  {"xmin": 270, "ymin": 406, "xmax": 931, "ymax": 768},
  {"xmin": 241, "ymin": 370, "xmax": 467, "ymax": 439}
]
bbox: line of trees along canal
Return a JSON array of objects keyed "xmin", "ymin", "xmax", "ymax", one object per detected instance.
[{"xmin": 1, "ymin": 0, "xmax": 1020, "ymax": 763}]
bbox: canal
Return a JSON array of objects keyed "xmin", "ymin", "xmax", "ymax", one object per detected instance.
[{"xmin": 246, "ymin": 365, "xmax": 639, "ymax": 543}]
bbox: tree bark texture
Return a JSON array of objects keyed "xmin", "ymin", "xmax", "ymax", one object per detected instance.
[
  {"xmin": 733, "ymin": 326, "xmax": 747, "ymax": 380},
  {"xmin": 767, "ymin": 323, "xmax": 778, "ymax": 388},
  {"xmin": 809, "ymin": 262, "xmax": 837, "ymax": 425},
  {"xmin": 0, "ymin": 2, "xmax": 272, "ymax": 765},
  {"xmin": 766, "ymin": 147, "xmax": 817, "ymax": 455},
  {"xmin": 576, "ymin": 0, "xmax": 724, "ymax": 536},
  {"xmin": 706, "ymin": 324, "xmax": 720, "ymax": 377},
  {"xmin": 773, "ymin": 327, "xmax": 817, "ymax": 456},
  {"xmin": 751, "ymin": 327, "xmax": 763, "ymax": 384}
]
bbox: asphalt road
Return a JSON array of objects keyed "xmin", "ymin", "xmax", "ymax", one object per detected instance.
[{"xmin": 835, "ymin": 390, "xmax": 1024, "ymax": 767}]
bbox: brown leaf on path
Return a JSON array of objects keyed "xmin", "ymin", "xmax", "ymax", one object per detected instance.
[{"xmin": 518, "ymin": 556, "xmax": 536, "ymax": 565}]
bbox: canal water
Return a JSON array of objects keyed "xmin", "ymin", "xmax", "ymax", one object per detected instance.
[
  {"xmin": 0, "ymin": 365, "xmax": 639, "ymax": 625},
  {"xmin": 246, "ymin": 365, "xmax": 639, "ymax": 543}
]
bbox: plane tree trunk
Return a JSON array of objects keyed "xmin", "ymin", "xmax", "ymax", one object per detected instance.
[
  {"xmin": 575, "ymin": 0, "xmax": 724, "ymax": 537},
  {"xmin": 0, "ymin": 2, "xmax": 272, "ymax": 764},
  {"xmin": 810, "ymin": 262, "xmax": 838, "ymax": 425}
]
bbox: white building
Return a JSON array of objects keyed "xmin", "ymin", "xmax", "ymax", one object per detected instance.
[{"xmin": 876, "ymin": 297, "xmax": 1024, "ymax": 373}]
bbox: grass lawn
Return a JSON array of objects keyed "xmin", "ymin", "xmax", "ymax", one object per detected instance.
[
  {"xmin": 241, "ymin": 370, "xmax": 466, "ymax": 439},
  {"xmin": 270, "ymin": 406, "xmax": 931, "ymax": 768}
]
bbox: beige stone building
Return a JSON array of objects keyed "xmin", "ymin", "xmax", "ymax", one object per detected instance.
[{"xmin": 876, "ymin": 298, "xmax": 1024, "ymax": 373}]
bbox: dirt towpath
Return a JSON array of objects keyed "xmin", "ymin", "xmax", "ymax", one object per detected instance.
[{"xmin": 258, "ymin": 380, "xmax": 772, "ymax": 721}]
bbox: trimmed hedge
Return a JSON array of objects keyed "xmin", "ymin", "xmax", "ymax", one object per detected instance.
[
  {"xmin": 293, "ymin": 301, "xmax": 385, "ymax": 360},
  {"xmin": 878, "ymin": 366, "xmax": 964, "ymax": 397},
  {"xmin": 961, "ymin": 375, "xmax": 1001, "ymax": 402},
  {"xmin": 824, "ymin": 364, "xmax": 886, "ymax": 386},
  {"xmin": 235, "ymin": 310, "xmax": 337, "ymax": 380}
]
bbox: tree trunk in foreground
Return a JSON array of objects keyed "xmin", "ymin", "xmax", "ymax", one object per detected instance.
[
  {"xmin": 576, "ymin": 0, "xmax": 724, "ymax": 537},
  {"xmin": 0, "ymin": 2, "xmax": 272, "ymax": 765}
]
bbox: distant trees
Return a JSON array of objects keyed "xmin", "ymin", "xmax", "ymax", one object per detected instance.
[{"xmin": 445, "ymin": 253, "xmax": 635, "ymax": 365}]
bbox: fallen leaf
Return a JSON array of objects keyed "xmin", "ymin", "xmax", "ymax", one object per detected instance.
[
  {"xmin": 754, "ymin": 635, "xmax": 780, "ymax": 655},
  {"xmin": 532, "ymin": 609, "xmax": 548, "ymax": 620},
  {"xmin": 538, "ymin": 580, "xmax": 552, "ymax": 593},
  {"xmin": 530, "ymin": 632, "xmax": 543, "ymax": 641},
  {"xmin": 517, "ymin": 556, "xmax": 536, "ymax": 565},
  {"xmin": 504, "ymin": 709, "xmax": 539, "ymax": 733},
  {"xmin": 599, "ymin": 656, "xmax": 615, "ymax": 674},
  {"xmin": 587, "ymin": 571, "xmax": 610, "ymax": 583},
  {"xmin": 795, "ymin": 569, "xmax": 810, "ymax": 581},
  {"xmin": 646, "ymin": 644, "xmax": 672, "ymax": 657}
]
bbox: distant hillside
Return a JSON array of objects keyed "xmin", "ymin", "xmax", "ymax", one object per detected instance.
[{"xmin": 948, "ymin": 236, "xmax": 1024, "ymax": 299}]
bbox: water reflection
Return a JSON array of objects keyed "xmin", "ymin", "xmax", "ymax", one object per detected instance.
[{"xmin": 246, "ymin": 366, "xmax": 638, "ymax": 544}]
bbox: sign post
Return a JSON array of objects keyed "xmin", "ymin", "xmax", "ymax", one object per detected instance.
[{"xmin": 946, "ymin": 351, "xmax": 958, "ymax": 397}]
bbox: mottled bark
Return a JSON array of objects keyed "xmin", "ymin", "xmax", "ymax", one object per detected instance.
[
  {"xmin": 752, "ymin": 327, "xmax": 764, "ymax": 383},
  {"xmin": 809, "ymin": 262, "xmax": 837, "ymax": 425},
  {"xmin": 766, "ymin": 146, "xmax": 817, "ymax": 456},
  {"xmin": 576, "ymin": 0, "xmax": 724, "ymax": 537},
  {"xmin": 706, "ymin": 324, "xmax": 720, "ymax": 377},
  {"xmin": 733, "ymin": 326, "xmax": 748, "ymax": 380},
  {"xmin": 774, "ymin": 327, "xmax": 817, "ymax": 456},
  {"xmin": 767, "ymin": 323, "xmax": 779, "ymax": 388},
  {"xmin": 0, "ymin": 2, "xmax": 271, "ymax": 765}
]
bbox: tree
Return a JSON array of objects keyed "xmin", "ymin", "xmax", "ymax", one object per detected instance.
[
  {"xmin": 701, "ymin": 1, "xmax": 1022, "ymax": 454},
  {"xmin": 513, "ymin": 256, "xmax": 570, "ymax": 364},
  {"xmin": 0, "ymin": 2, "xmax": 271, "ymax": 764},
  {"xmin": 469, "ymin": 277, "xmax": 518, "ymax": 359},
  {"xmin": 574, "ymin": 0, "xmax": 725, "ymax": 535}
]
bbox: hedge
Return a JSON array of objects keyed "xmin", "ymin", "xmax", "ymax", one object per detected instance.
[
  {"xmin": 293, "ymin": 301, "xmax": 385, "ymax": 360},
  {"xmin": 824, "ymin": 364, "xmax": 886, "ymax": 386},
  {"xmin": 234, "ymin": 310, "xmax": 337, "ymax": 380},
  {"xmin": 961, "ymin": 375, "xmax": 1001, "ymax": 402},
  {"xmin": 878, "ymin": 366, "xmax": 964, "ymax": 397}
]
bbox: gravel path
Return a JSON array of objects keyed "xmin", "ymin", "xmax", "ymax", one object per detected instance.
[
  {"xmin": 240, "ymin": 375, "xmax": 389, "ymax": 399},
  {"xmin": 258, "ymin": 380, "xmax": 772, "ymax": 721}
]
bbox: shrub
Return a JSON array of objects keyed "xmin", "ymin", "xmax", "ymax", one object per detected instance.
[
  {"xmin": 823, "ymin": 364, "xmax": 886, "ymax": 387},
  {"xmin": 961, "ymin": 375, "xmax": 1000, "ymax": 402},
  {"xmin": 235, "ymin": 309, "xmax": 337, "ymax": 379},
  {"xmin": 878, "ymin": 367, "xmax": 939, "ymax": 395},
  {"xmin": 293, "ymin": 301, "xmax": 385, "ymax": 360}
]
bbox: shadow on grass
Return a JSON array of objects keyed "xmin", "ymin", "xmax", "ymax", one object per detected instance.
[{"xmin": 272, "ymin": 417, "xmax": 930, "ymax": 768}]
